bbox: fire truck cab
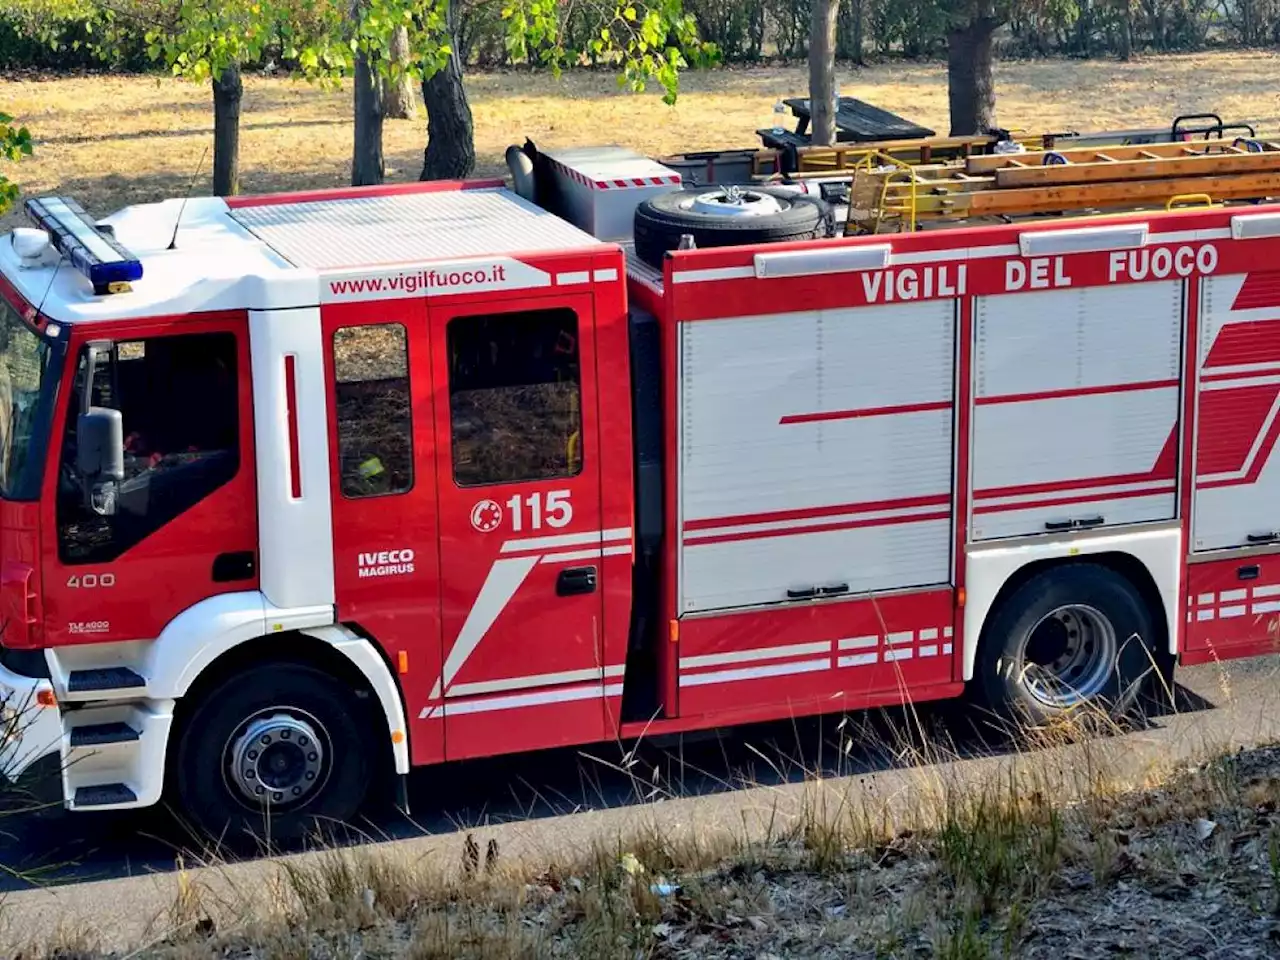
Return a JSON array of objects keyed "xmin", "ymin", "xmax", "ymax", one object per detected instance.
[{"xmin": 3, "ymin": 143, "xmax": 1280, "ymax": 840}]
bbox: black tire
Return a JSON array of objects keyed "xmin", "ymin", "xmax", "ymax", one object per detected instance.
[
  {"xmin": 633, "ymin": 185, "xmax": 829, "ymax": 269},
  {"xmin": 171, "ymin": 661, "xmax": 374, "ymax": 845},
  {"xmin": 973, "ymin": 564, "xmax": 1162, "ymax": 727}
]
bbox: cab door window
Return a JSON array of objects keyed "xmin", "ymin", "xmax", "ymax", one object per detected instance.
[
  {"xmin": 57, "ymin": 332, "xmax": 240, "ymax": 564},
  {"xmin": 447, "ymin": 308, "xmax": 582, "ymax": 487}
]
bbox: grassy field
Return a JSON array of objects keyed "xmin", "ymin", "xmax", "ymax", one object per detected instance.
[{"xmin": 3, "ymin": 50, "xmax": 1280, "ymax": 230}]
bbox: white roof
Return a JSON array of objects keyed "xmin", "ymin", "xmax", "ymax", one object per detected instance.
[
  {"xmin": 543, "ymin": 145, "xmax": 682, "ymax": 187},
  {"xmin": 231, "ymin": 188, "xmax": 603, "ymax": 270},
  {"xmin": 0, "ymin": 186, "xmax": 606, "ymax": 324}
]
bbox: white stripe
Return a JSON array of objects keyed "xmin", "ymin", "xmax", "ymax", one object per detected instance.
[
  {"xmin": 540, "ymin": 544, "xmax": 632, "ymax": 564},
  {"xmin": 593, "ymin": 268, "xmax": 619, "ymax": 282},
  {"xmin": 1252, "ymin": 601, "xmax": 1280, "ymax": 614},
  {"xmin": 1198, "ymin": 361, "xmax": 1280, "ymax": 378},
  {"xmin": 1256, "ymin": 584, "xmax": 1280, "ymax": 598},
  {"xmin": 502, "ymin": 527, "xmax": 630, "ymax": 553},
  {"xmin": 887, "ymin": 631, "xmax": 913, "ymax": 645},
  {"xmin": 679, "ymin": 640, "xmax": 831, "ymax": 670},
  {"xmin": 974, "ymin": 479, "xmax": 1174, "ymax": 509},
  {"xmin": 838, "ymin": 653, "xmax": 877, "ymax": 668},
  {"xmin": 1197, "ymin": 593, "xmax": 1215, "ymax": 605},
  {"xmin": 446, "ymin": 665, "xmax": 623, "ymax": 698},
  {"xmin": 1200, "ymin": 373, "xmax": 1280, "ymax": 393},
  {"xmin": 1220, "ymin": 604, "xmax": 1247, "ymax": 618},
  {"xmin": 1220, "ymin": 589, "xmax": 1248, "ymax": 602},
  {"xmin": 884, "ymin": 648, "xmax": 913, "ymax": 662},
  {"xmin": 679, "ymin": 658, "xmax": 831, "ymax": 687},
  {"xmin": 671, "ymin": 266, "xmax": 756, "ymax": 284},
  {"xmin": 918, "ymin": 628, "xmax": 938, "ymax": 641},
  {"xmin": 893, "ymin": 244, "xmax": 1020, "ymax": 266},
  {"xmin": 1197, "ymin": 608, "xmax": 1216, "ymax": 621},
  {"xmin": 430, "ymin": 555, "xmax": 539, "ymax": 699},
  {"xmin": 1198, "ymin": 390, "xmax": 1280, "ymax": 483},
  {"xmin": 919, "ymin": 645, "xmax": 939, "ymax": 658},
  {"xmin": 683, "ymin": 502, "xmax": 947, "ymax": 542},
  {"xmin": 556, "ymin": 271, "xmax": 590, "ymax": 285},
  {"xmin": 432, "ymin": 682, "xmax": 606, "ymax": 717},
  {"xmin": 837, "ymin": 635, "xmax": 878, "ymax": 651},
  {"xmin": 1151, "ymin": 228, "xmax": 1231, "ymax": 243}
]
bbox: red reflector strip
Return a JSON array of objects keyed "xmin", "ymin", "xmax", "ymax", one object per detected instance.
[{"xmin": 284, "ymin": 355, "xmax": 302, "ymax": 499}]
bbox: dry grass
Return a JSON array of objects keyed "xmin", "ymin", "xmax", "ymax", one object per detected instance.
[
  {"xmin": 3, "ymin": 51, "xmax": 1280, "ymax": 231},
  {"xmin": 14, "ymin": 729, "xmax": 1280, "ymax": 959}
]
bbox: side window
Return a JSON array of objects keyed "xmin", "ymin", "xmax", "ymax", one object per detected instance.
[
  {"xmin": 57, "ymin": 332, "xmax": 240, "ymax": 565},
  {"xmin": 332, "ymin": 323, "xmax": 413, "ymax": 498},
  {"xmin": 448, "ymin": 308, "xmax": 582, "ymax": 487}
]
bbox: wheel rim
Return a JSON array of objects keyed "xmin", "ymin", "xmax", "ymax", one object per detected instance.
[
  {"xmin": 1017, "ymin": 603, "xmax": 1118, "ymax": 709},
  {"xmin": 224, "ymin": 707, "xmax": 331, "ymax": 810},
  {"xmin": 683, "ymin": 186, "xmax": 783, "ymax": 217}
]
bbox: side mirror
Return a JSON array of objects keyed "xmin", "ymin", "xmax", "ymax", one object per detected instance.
[{"xmin": 77, "ymin": 407, "xmax": 124, "ymax": 516}]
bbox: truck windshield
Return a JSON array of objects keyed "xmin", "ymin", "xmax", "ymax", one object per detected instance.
[{"xmin": 0, "ymin": 294, "xmax": 60, "ymax": 501}]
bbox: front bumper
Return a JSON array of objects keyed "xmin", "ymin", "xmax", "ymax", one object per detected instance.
[{"xmin": 0, "ymin": 660, "xmax": 61, "ymax": 782}]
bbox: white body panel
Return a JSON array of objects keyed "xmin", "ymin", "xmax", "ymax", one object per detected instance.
[
  {"xmin": 970, "ymin": 281, "xmax": 1183, "ymax": 540},
  {"xmin": 963, "ymin": 522, "xmax": 1182, "ymax": 680},
  {"xmin": 249, "ymin": 306, "xmax": 336, "ymax": 611},
  {"xmin": 1191, "ymin": 273, "xmax": 1280, "ymax": 551},
  {"xmin": 678, "ymin": 301, "xmax": 955, "ymax": 613},
  {"xmin": 543, "ymin": 146, "xmax": 682, "ymax": 241}
]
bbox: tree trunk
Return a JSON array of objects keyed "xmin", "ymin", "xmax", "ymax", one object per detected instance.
[
  {"xmin": 420, "ymin": 2, "xmax": 475, "ymax": 180},
  {"xmin": 383, "ymin": 26, "xmax": 418, "ymax": 120},
  {"xmin": 353, "ymin": 51, "xmax": 385, "ymax": 186},
  {"xmin": 1117, "ymin": 0, "xmax": 1132, "ymax": 60},
  {"xmin": 947, "ymin": 16, "xmax": 998, "ymax": 136},
  {"xmin": 211, "ymin": 64, "xmax": 242, "ymax": 197},
  {"xmin": 808, "ymin": 0, "xmax": 838, "ymax": 146}
]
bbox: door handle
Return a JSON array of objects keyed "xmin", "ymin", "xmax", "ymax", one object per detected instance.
[
  {"xmin": 1239, "ymin": 564, "xmax": 1261, "ymax": 581},
  {"xmin": 556, "ymin": 566, "xmax": 597, "ymax": 597}
]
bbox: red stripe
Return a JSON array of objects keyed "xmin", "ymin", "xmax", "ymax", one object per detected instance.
[
  {"xmin": 685, "ymin": 510, "xmax": 952, "ymax": 546},
  {"xmin": 973, "ymin": 484, "xmax": 1175, "ymax": 515},
  {"xmin": 1230, "ymin": 271, "xmax": 1280, "ymax": 311},
  {"xmin": 1198, "ymin": 393, "xmax": 1280, "ymax": 489},
  {"xmin": 975, "ymin": 378, "xmax": 1178, "ymax": 406},
  {"xmin": 1204, "ymin": 318, "xmax": 1280, "ymax": 368},
  {"xmin": 683, "ymin": 493, "xmax": 951, "ymax": 532},
  {"xmin": 975, "ymin": 426, "xmax": 1178, "ymax": 500},
  {"xmin": 284, "ymin": 355, "xmax": 302, "ymax": 499},
  {"xmin": 781, "ymin": 399, "xmax": 952, "ymax": 425}
]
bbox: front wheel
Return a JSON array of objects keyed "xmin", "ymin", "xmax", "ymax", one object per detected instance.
[
  {"xmin": 171, "ymin": 661, "xmax": 374, "ymax": 844},
  {"xmin": 973, "ymin": 563, "xmax": 1163, "ymax": 727}
]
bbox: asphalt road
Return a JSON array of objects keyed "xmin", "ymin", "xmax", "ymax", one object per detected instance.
[{"xmin": 3, "ymin": 655, "xmax": 1280, "ymax": 950}]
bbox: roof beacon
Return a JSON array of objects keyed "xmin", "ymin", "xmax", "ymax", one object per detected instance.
[{"xmin": 24, "ymin": 196, "xmax": 143, "ymax": 295}]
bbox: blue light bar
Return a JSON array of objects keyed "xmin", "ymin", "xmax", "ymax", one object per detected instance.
[{"xmin": 24, "ymin": 196, "xmax": 143, "ymax": 295}]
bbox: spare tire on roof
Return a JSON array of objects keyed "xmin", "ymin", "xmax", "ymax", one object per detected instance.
[{"xmin": 633, "ymin": 184, "xmax": 830, "ymax": 269}]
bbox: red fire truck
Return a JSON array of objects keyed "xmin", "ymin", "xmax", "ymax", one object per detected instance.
[{"xmin": 2, "ymin": 139, "xmax": 1279, "ymax": 840}]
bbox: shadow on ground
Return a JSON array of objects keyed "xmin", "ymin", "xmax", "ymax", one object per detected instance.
[{"xmin": 0, "ymin": 675, "xmax": 1216, "ymax": 894}]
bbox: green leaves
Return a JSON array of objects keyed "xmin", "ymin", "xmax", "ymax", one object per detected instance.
[
  {"xmin": 0, "ymin": 112, "xmax": 34, "ymax": 216},
  {"xmin": 500, "ymin": 0, "xmax": 716, "ymax": 105}
]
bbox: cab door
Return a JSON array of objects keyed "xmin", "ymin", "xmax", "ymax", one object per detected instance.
[
  {"xmin": 428, "ymin": 293, "xmax": 612, "ymax": 761},
  {"xmin": 41, "ymin": 318, "xmax": 258, "ymax": 647}
]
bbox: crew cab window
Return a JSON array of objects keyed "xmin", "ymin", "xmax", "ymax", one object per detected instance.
[
  {"xmin": 447, "ymin": 308, "xmax": 582, "ymax": 487},
  {"xmin": 333, "ymin": 323, "xmax": 413, "ymax": 498},
  {"xmin": 57, "ymin": 332, "xmax": 240, "ymax": 565}
]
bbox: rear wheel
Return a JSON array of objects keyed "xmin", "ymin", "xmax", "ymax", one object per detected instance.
[
  {"xmin": 973, "ymin": 564, "xmax": 1162, "ymax": 727},
  {"xmin": 172, "ymin": 661, "xmax": 373, "ymax": 844}
]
